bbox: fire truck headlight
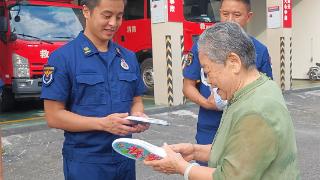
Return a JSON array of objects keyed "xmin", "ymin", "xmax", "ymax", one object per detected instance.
[{"xmin": 12, "ymin": 53, "xmax": 30, "ymax": 78}]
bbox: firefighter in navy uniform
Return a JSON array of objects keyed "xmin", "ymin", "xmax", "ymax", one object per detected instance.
[{"xmin": 41, "ymin": 0, "xmax": 149, "ymax": 179}]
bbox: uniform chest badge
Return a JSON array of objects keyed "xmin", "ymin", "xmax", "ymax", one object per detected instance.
[
  {"xmin": 42, "ymin": 65, "xmax": 55, "ymax": 86},
  {"xmin": 121, "ymin": 59, "xmax": 129, "ymax": 70}
]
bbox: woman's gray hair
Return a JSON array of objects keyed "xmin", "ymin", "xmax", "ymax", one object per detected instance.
[{"xmin": 197, "ymin": 22, "xmax": 256, "ymax": 69}]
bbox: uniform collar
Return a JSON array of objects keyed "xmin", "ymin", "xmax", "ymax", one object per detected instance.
[
  {"xmin": 78, "ymin": 31, "xmax": 119, "ymax": 58},
  {"xmin": 229, "ymin": 73, "xmax": 269, "ymax": 105}
]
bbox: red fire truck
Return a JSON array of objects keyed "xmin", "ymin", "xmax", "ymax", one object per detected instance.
[
  {"xmin": 0, "ymin": 0, "xmax": 84, "ymax": 111},
  {"xmin": 0, "ymin": 0, "xmax": 219, "ymax": 111},
  {"xmin": 114, "ymin": 0, "xmax": 220, "ymax": 94}
]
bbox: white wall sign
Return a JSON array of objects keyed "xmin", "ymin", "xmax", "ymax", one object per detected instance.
[
  {"xmin": 267, "ymin": 6, "xmax": 281, "ymax": 29},
  {"xmin": 151, "ymin": 0, "xmax": 167, "ymax": 24}
]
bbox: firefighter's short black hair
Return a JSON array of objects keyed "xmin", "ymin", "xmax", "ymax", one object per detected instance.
[
  {"xmin": 220, "ymin": 0, "xmax": 252, "ymax": 11},
  {"xmin": 80, "ymin": 0, "xmax": 127, "ymax": 10}
]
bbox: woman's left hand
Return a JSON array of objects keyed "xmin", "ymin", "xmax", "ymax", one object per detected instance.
[{"xmin": 144, "ymin": 143, "xmax": 189, "ymax": 175}]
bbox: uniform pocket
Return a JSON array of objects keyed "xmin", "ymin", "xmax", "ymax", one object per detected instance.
[
  {"xmin": 75, "ymin": 74, "xmax": 107, "ymax": 105},
  {"xmin": 118, "ymin": 72, "xmax": 137, "ymax": 101}
]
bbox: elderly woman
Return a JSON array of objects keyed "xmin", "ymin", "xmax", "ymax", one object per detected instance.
[{"xmin": 144, "ymin": 22, "xmax": 300, "ymax": 180}]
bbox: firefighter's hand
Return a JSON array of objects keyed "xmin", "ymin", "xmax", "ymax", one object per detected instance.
[
  {"xmin": 130, "ymin": 112, "xmax": 150, "ymax": 133},
  {"xmin": 100, "ymin": 113, "xmax": 138, "ymax": 136}
]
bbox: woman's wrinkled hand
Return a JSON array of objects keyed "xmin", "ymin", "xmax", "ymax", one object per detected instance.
[
  {"xmin": 144, "ymin": 143, "xmax": 189, "ymax": 175},
  {"xmin": 169, "ymin": 143, "xmax": 195, "ymax": 162}
]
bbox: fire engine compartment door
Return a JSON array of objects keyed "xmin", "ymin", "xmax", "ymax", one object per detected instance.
[{"xmin": 114, "ymin": 0, "xmax": 152, "ymax": 52}]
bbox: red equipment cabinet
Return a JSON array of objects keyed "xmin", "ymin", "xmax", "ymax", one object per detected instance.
[{"xmin": 0, "ymin": 0, "xmax": 84, "ymax": 111}]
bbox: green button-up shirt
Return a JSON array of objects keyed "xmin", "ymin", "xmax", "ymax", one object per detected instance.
[{"xmin": 208, "ymin": 74, "xmax": 300, "ymax": 180}]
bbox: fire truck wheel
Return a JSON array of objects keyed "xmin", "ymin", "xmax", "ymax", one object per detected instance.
[
  {"xmin": 0, "ymin": 89, "xmax": 15, "ymax": 112},
  {"xmin": 140, "ymin": 58, "xmax": 154, "ymax": 95}
]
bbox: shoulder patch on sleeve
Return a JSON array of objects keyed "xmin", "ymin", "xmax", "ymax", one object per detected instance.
[
  {"xmin": 183, "ymin": 52, "xmax": 193, "ymax": 69},
  {"xmin": 186, "ymin": 52, "xmax": 193, "ymax": 66},
  {"xmin": 42, "ymin": 65, "xmax": 55, "ymax": 86}
]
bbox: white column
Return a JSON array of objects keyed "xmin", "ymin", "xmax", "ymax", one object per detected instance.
[
  {"xmin": 151, "ymin": 0, "xmax": 184, "ymax": 106},
  {"xmin": 267, "ymin": 0, "xmax": 293, "ymax": 91}
]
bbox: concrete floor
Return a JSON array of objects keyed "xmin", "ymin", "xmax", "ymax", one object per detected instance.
[{"xmin": 2, "ymin": 89, "xmax": 320, "ymax": 180}]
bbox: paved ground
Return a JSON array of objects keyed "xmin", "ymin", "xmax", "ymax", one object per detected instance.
[{"xmin": 2, "ymin": 89, "xmax": 320, "ymax": 180}]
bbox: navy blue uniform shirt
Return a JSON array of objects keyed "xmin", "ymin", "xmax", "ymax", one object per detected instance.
[
  {"xmin": 183, "ymin": 37, "xmax": 273, "ymax": 145},
  {"xmin": 41, "ymin": 32, "xmax": 146, "ymax": 163},
  {"xmin": 251, "ymin": 37, "xmax": 273, "ymax": 79},
  {"xmin": 0, "ymin": 79, "xmax": 3, "ymax": 94}
]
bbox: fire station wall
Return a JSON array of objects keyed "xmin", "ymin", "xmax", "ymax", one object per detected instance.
[
  {"xmin": 247, "ymin": 0, "xmax": 318, "ymax": 79},
  {"xmin": 246, "ymin": 0, "xmax": 267, "ymax": 44},
  {"xmin": 291, "ymin": 0, "xmax": 319, "ymax": 79}
]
